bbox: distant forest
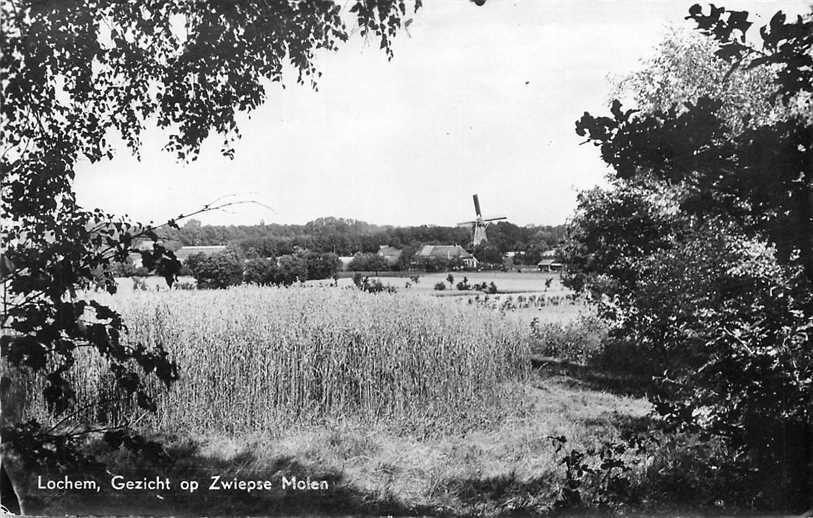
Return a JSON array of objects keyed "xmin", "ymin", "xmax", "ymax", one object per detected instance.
[{"xmin": 156, "ymin": 217, "xmax": 566, "ymax": 265}]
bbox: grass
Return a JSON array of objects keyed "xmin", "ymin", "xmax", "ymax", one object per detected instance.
[
  {"xmin": 18, "ymin": 283, "xmax": 710, "ymax": 516},
  {"xmin": 17, "ymin": 372, "xmax": 652, "ymax": 517}
]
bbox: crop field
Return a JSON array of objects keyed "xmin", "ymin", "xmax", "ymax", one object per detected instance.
[
  {"xmin": 13, "ymin": 283, "xmax": 664, "ymax": 516},
  {"xmin": 334, "ymin": 270, "xmax": 571, "ymax": 296},
  {"xmin": 17, "ymin": 284, "xmax": 652, "ymax": 517},
  {"xmin": 25, "ymin": 286, "xmax": 531, "ymax": 434}
]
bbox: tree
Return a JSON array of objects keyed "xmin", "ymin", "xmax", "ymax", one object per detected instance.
[
  {"xmin": 473, "ymin": 244, "xmax": 502, "ymax": 265},
  {"xmin": 567, "ymin": 5, "xmax": 812, "ymax": 509},
  {"xmin": 243, "ymin": 257, "xmax": 278, "ymax": 286},
  {"xmin": 1, "ymin": 0, "xmax": 422, "ymax": 507},
  {"xmin": 609, "ymin": 26, "xmax": 803, "ymax": 134},
  {"xmin": 186, "ymin": 252, "xmax": 244, "ymax": 289},
  {"xmin": 304, "ymin": 252, "xmax": 341, "ymax": 281},
  {"xmin": 275, "ymin": 254, "xmax": 308, "ymax": 286},
  {"xmin": 348, "ymin": 252, "xmax": 389, "ymax": 273}
]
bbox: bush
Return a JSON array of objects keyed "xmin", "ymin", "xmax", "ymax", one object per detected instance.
[
  {"xmin": 547, "ymin": 429, "xmax": 761, "ymax": 510},
  {"xmin": 353, "ymin": 275, "xmax": 397, "ymax": 294},
  {"xmin": 186, "ymin": 252, "xmax": 243, "ymax": 289},
  {"xmin": 433, "ymin": 282, "xmax": 446, "ymax": 291},
  {"xmin": 530, "ymin": 314, "xmax": 608, "ymax": 364},
  {"xmin": 274, "ymin": 254, "xmax": 307, "ymax": 285},
  {"xmin": 109, "ymin": 259, "xmax": 137, "ymax": 277},
  {"xmin": 456, "ymin": 276, "xmax": 471, "ymax": 291},
  {"xmin": 348, "ymin": 252, "xmax": 389, "ymax": 272},
  {"xmin": 568, "ymin": 218, "xmax": 813, "ymax": 505},
  {"xmin": 414, "ymin": 256, "xmax": 465, "ymax": 272},
  {"xmin": 244, "ymin": 257, "xmax": 278, "ymax": 286},
  {"xmin": 472, "ymin": 281, "xmax": 498, "ymax": 294},
  {"xmin": 304, "ymin": 252, "xmax": 341, "ymax": 280}
]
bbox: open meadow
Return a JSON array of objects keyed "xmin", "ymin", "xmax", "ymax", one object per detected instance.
[{"xmin": 11, "ymin": 283, "xmax": 666, "ymax": 516}]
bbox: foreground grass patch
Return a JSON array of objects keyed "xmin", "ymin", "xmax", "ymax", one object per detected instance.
[{"xmin": 17, "ymin": 374, "xmax": 651, "ymax": 517}]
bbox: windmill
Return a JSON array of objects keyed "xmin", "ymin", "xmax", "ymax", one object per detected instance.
[{"xmin": 457, "ymin": 194, "xmax": 507, "ymax": 247}]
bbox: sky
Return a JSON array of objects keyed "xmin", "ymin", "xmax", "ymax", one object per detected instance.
[{"xmin": 73, "ymin": 0, "xmax": 808, "ymax": 228}]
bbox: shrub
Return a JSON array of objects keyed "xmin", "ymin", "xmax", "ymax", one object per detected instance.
[
  {"xmin": 186, "ymin": 252, "xmax": 243, "ymax": 289},
  {"xmin": 304, "ymin": 252, "xmax": 341, "ymax": 280},
  {"xmin": 109, "ymin": 259, "xmax": 137, "ymax": 277},
  {"xmin": 414, "ymin": 256, "xmax": 465, "ymax": 273},
  {"xmin": 456, "ymin": 276, "xmax": 471, "ymax": 291},
  {"xmin": 274, "ymin": 254, "xmax": 307, "ymax": 285},
  {"xmin": 530, "ymin": 313, "xmax": 608, "ymax": 364},
  {"xmin": 244, "ymin": 257, "xmax": 278, "ymax": 286},
  {"xmin": 433, "ymin": 282, "xmax": 446, "ymax": 291},
  {"xmin": 348, "ymin": 252, "xmax": 389, "ymax": 272},
  {"xmin": 353, "ymin": 275, "xmax": 396, "ymax": 294},
  {"xmin": 470, "ymin": 281, "xmax": 497, "ymax": 294}
]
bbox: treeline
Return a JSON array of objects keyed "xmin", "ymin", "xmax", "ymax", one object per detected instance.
[
  {"xmin": 157, "ymin": 216, "xmax": 566, "ymax": 264},
  {"xmin": 185, "ymin": 250, "xmax": 341, "ymax": 289}
]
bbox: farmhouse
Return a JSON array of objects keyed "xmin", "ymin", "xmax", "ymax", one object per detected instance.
[
  {"xmin": 537, "ymin": 249, "xmax": 563, "ymax": 272},
  {"xmin": 416, "ymin": 244, "xmax": 478, "ymax": 269},
  {"xmin": 338, "ymin": 256, "xmax": 354, "ymax": 271},
  {"xmin": 377, "ymin": 245, "xmax": 402, "ymax": 267},
  {"xmin": 175, "ymin": 245, "xmax": 227, "ymax": 263},
  {"xmin": 128, "ymin": 240, "xmax": 157, "ymax": 268}
]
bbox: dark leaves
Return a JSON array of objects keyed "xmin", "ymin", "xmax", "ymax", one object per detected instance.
[
  {"xmin": 686, "ymin": 5, "xmax": 812, "ymax": 103},
  {"xmin": 103, "ymin": 429, "xmax": 168, "ymax": 463},
  {"xmin": 1, "ymin": 421, "xmax": 103, "ymax": 474}
]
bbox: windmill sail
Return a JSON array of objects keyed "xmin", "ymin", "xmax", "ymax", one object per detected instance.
[{"xmin": 463, "ymin": 194, "xmax": 507, "ymax": 247}]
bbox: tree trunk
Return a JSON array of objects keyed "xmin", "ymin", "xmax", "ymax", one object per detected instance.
[{"xmin": 0, "ymin": 461, "xmax": 21, "ymax": 514}]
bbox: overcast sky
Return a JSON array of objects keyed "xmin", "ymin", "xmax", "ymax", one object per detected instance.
[{"xmin": 73, "ymin": 0, "xmax": 807, "ymax": 227}]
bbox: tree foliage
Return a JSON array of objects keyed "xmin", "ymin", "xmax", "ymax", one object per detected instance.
[
  {"xmin": 304, "ymin": 252, "xmax": 341, "ymax": 281},
  {"xmin": 564, "ymin": 5, "xmax": 812, "ymax": 508},
  {"xmin": 154, "ymin": 217, "xmax": 565, "ymax": 263},
  {"xmin": 1, "ymin": 0, "xmax": 422, "ymax": 482},
  {"xmin": 348, "ymin": 252, "xmax": 390, "ymax": 272},
  {"xmin": 185, "ymin": 252, "xmax": 244, "ymax": 289}
]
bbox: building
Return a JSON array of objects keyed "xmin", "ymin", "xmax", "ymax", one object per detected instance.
[
  {"xmin": 128, "ymin": 240, "xmax": 157, "ymax": 269},
  {"xmin": 537, "ymin": 249, "xmax": 563, "ymax": 272},
  {"xmin": 174, "ymin": 245, "xmax": 228, "ymax": 263},
  {"xmin": 338, "ymin": 256, "xmax": 354, "ymax": 271},
  {"xmin": 415, "ymin": 244, "xmax": 478, "ymax": 270},
  {"xmin": 377, "ymin": 245, "xmax": 403, "ymax": 267}
]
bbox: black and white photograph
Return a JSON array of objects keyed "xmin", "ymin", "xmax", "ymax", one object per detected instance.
[{"xmin": 1, "ymin": 0, "xmax": 811, "ymax": 516}]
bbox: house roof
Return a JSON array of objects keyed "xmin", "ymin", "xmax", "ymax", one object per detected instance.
[
  {"xmin": 378, "ymin": 245, "xmax": 402, "ymax": 265},
  {"xmin": 378, "ymin": 245, "xmax": 402, "ymax": 258},
  {"xmin": 175, "ymin": 245, "xmax": 227, "ymax": 261},
  {"xmin": 417, "ymin": 244, "xmax": 474, "ymax": 260},
  {"xmin": 133, "ymin": 240, "xmax": 157, "ymax": 251}
]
